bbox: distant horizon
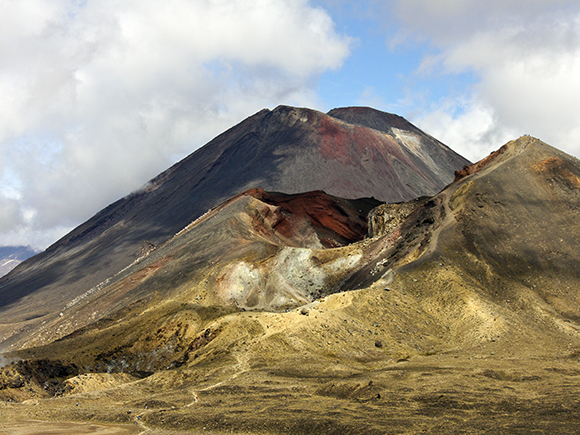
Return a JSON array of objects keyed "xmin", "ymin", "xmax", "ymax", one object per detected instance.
[{"xmin": 0, "ymin": 245, "xmax": 38, "ymax": 277}]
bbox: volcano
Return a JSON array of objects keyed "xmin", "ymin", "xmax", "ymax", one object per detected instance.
[{"xmin": 0, "ymin": 105, "xmax": 468, "ymax": 350}]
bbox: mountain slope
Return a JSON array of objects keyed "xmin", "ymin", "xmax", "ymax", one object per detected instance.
[
  {"xmin": 348, "ymin": 136, "xmax": 580, "ymax": 346},
  {"xmin": 0, "ymin": 105, "xmax": 468, "ymax": 347},
  {"xmin": 2, "ymin": 189, "xmax": 381, "ymax": 350},
  {"xmin": 2, "ymin": 137, "xmax": 580, "ymax": 434}
]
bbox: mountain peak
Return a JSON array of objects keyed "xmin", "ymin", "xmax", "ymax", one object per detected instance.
[
  {"xmin": 327, "ymin": 106, "xmax": 416, "ymax": 133},
  {"xmin": 454, "ymin": 135, "xmax": 574, "ymax": 182}
]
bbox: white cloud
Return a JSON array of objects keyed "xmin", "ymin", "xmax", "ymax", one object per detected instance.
[
  {"xmin": 0, "ymin": 0, "xmax": 351, "ymax": 250},
  {"xmin": 388, "ymin": 0, "xmax": 580, "ymax": 161},
  {"xmin": 389, "ymin": 0, "xmax": 578, "ymax": 46},
  {"xmin": 414, "ymin": 98, "xmax": 518, "ymax": 162}
]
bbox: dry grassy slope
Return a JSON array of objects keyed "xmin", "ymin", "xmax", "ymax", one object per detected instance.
[{"xmin": 3, "ymin": 136, "xmax": 580, "ymax": 434}]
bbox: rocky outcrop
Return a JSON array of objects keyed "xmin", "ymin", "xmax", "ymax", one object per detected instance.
[{"xmin": 366, "ymin": 198, "xmax": 424, "ymax": 238}]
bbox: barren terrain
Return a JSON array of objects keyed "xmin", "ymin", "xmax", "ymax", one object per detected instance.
[{"xmin": 1, "ymin": 137, "xmax": 580, "ymax": 434}]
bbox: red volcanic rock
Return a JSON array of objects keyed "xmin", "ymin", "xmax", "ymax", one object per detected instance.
[{"xmin": 241, "ymin": 188, "xmax": 381, "ymax": 248}]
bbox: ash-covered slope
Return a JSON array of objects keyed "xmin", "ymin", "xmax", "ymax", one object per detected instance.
[
  {"xmin": 0, "ymin": 105, "xmax": 468, "ymax": 347},
  {"xmin": 8, "ymin": 136, "xmax": 580, "ymax": 355},
  {"xmin": 347, "ymin": 136, "xmax": 580, "ymax": 345}
]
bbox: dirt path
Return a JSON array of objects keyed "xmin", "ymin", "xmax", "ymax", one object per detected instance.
[{"xmin": 0, "ymin": 421, "xmax": 140, "ymax": 435}]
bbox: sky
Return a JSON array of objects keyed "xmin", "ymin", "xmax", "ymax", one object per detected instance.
[{"xmin": 1, "ymin": 0, "xmax": 580, "ymax": 250}]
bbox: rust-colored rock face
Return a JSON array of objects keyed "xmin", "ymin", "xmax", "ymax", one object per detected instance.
[{"xmin": 244, "ymin": 188, "xmax": 379, "ymax": 248}]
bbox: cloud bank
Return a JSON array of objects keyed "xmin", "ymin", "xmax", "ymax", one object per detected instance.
[
  {"xmin": 0, "ymin": 0, "xmax": 351, "ymax": 249},
  {"xmin": 387, "ymin": 0, "xmax": 580, "ymax": 160}
]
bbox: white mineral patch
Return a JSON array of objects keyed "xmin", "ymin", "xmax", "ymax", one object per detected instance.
[
  {"xmin": 221, "ymin": 262, "xmax": 263, "ymax": 304},
  {"xmin": 392, "ymin": 128, "xmax": 439, "ymax": 173}
]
